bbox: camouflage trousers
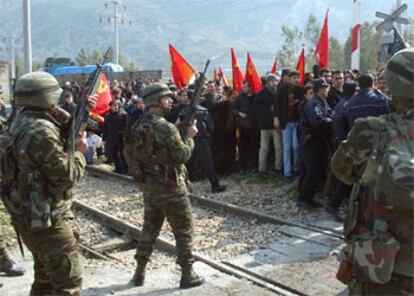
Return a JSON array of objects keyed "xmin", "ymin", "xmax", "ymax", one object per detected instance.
[
  {"xmin": 14, "ymin": 218, "xmax": 82, "ymax": 296},
  {"xmin": 135, "ymin": 193, "xmax": 195, "ymax": 266},
  {"xmin": 349, "ymin": 274, "xmax": 414, "ymax": 295}
]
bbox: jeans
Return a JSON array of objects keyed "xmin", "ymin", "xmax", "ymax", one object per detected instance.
[
  {"xmin": 85, "ymin": 147, "xmax": 94, "ymax": 164},
  {"xmin": 282, "ymin": 122, "xmax": 299, "ymax": 177},
  {"xmin": 258, "ymin": 129, "xmax": 282, "ymax": 172}
]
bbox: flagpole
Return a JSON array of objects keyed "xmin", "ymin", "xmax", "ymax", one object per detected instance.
[{"xmin": 351, "ymin": 0, "xmax": 361, "ymax": 70}]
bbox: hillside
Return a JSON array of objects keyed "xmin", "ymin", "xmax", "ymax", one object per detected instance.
[{"xmin": 0, "ymin": 0, "xmax": 412, "ymax": 73}]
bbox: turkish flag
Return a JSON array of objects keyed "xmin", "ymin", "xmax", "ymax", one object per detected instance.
[
  {"xmin": 231, "ymin": 48, "xmax": 244, "ymax": 93},
  {"xmin": 169, "ymin": 44, "xmax": 195, "ymax": 91},
  {"xmin": 219, "ymin": 67, "xmax": 228, "ymax": 87},
  {"xmin": 296, "ymin": 49, "xmax": 305, "ymax": 86},
  {"xmin": 315, "ymin": 9, "xmax": 329, "ymax": 69},
  {"xmin": 245, "ymin": 52, "xmax": 262, "ymax": 93},
  {"xmin": 271, "ymin": 58, "xmax": 278, "ymax": 74},
  {"xmin": 90, "ymin": 73, "xmax": 111, "ymax": 115}
]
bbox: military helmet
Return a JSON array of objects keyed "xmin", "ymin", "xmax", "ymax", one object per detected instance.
[
  {"xmin": 140, "ymin": 83, "xmax": 172, "ymax": 107},
  {"xmin": 383, "ymin": 48, "xmax": 414, "ymax": 100},
  {"xmin": 15, "ymin": 71, "xmax": 62, "ymax": 110}
]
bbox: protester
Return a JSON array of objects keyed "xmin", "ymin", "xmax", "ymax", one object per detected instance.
[
  {"xmin": 233, "ymin": 80, "xmax": 259, "ymax": 171},
  {"xmin": 255, "ymin": 74, "xmax": 282, "ymax": 175},
  {"xmin": 85, "ymin": 131, "xmax": 103, "ymax": 164},
  {"xmin": 103, "ymin": 100, "xmax": 128, "ymax": 174},
  {"xmin": 274, "ymin": 71, "xmax": 303, "ymax": 181}
]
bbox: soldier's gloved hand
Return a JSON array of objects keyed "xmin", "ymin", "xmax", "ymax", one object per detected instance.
[
  {"xmin": 87, "ymin": 95, "xmax": 98, "ymax": 110},
  {"xmin": 75, "ymin": 131, "xmax": 88, "ymax": 154},
  {"xmin": 186, "ymin": 120, "xmax": 198, "ymax": 139}
]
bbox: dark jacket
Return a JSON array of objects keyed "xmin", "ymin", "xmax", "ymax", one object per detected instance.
[
  {"xmin": 180, "ymin": 105, "xmax": 214, "ymax": 139},
  {"xmin": 234, "ymin": 93, "xmax": 257, "ymax": 129},
  {"xmin": 167, "ymin": 103, "xmax": 188, "ymax": 124},
  {"xmin": 274, "ymin": 84, "xmax": 303, "ymax": 129},
  {"xmin": 333, "ymin": 96, "xmax": 352, "ymax": 144},
  {"xmin": 326, "ymin": 86, "xmax": 343, "ymax": 110},
  {"xmin": 344, "ymin": 88, "xmax": 390, "ymax": 128},
  {"xmin": 303, "ymin": 95, "xmax": 333, "ymax": 141},
  {"xmin": 201, "ymin": 93, "xmax": 217, "ymax": 111},
  {"xmin": 103, "ymin": 110, "xmax": 127, "ymax": 145},
  {"xmin": 255, "ymin": 86, "xmax": 277, "ymax": 130},
  {"xmin": 61, "ymin": 102, "xmax": 77, "ymax": 115}
]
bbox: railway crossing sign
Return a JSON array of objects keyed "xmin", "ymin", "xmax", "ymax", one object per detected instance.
[
  {"xmin": 375, "ymin": 4, "xmax": 409, "ymax": 33},
  {"xmin": 375, "ymin": 3, "xmax": 409, "ymax": 64}
]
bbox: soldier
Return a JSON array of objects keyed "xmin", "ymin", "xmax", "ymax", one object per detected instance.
[
  {"xmin": 1, "ymin": 71, "xmax": 92, "ymax": 296},
  {"xmin": 332, "ymin": 48, "xmax": 414, "ymax": 295},
  {"xmin": 130, "ymin": 83, "xmax": 204, "ymax": 289}
]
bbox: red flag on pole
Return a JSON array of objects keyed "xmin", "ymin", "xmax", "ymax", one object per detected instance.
[
  {"xmin": 91, "ymin": 73, "xmax": 111, "ymax": 116},
  {"xmin": 231, "ymin": 48, "xmax": 244, "ymax": 93},
  {"xmin": 219, "ymin": 67, "xmax": 228, "ymax": 87},
  {"xmin": 245, "ymin": 52, "xmax": 262, "ymax": 93},
  {"xmin": 315, "ymin": 9, "xmax": 329, "ymax": 69},
  {"xmin": 271, "ymin": 58, "xmax": 278, "ymax": 74},
  {"xmin": 213, "ymin": 68, "xmax": 218, "ymax": 81},
  {"xmin": 296, "ymin": 49, "xmax": 305, "ymax": 86},
  {"xmin": 169, "ymin": 44, "xmax": 195, "ymax": 91}
]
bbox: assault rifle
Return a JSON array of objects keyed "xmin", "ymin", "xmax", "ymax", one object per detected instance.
[
  {"xmin": 179, "ymin": 60, "xmax": 210, "ymax": 138},
  {"xmin": 66, "ymin": 47, "xmax": 112, "ymax": 179}
]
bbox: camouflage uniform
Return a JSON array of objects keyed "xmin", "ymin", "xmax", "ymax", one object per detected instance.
[
  {"xmin": 332, "ymin": 49, "xmax": 414, "ymax": 295},
  {"xmin": 1, "ymin": 72, "xmax": 86, "ymax": 296},
  {"xmin": 131, "ymin": 83, "xmax": 203, "ymax": 288}
]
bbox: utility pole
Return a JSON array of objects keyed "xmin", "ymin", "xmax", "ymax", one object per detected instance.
[
  {"xmin": 3, "ymin": 36, "xmax": 17, "ymax": 80},
  {"xmin": 23, "ymin": 0, "xmax": 32, "ymax": 74},
  {"xmin": 101, "ymin": 0, "xmax": 131, "ymax": 65}
]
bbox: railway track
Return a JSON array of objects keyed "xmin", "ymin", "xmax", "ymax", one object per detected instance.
[
  {"xmin": 74, "ymin": 200, "xmax": 308, "ymax": 296},
  {"xmin": 71, "ymin": 165, "xmax": 347, "ymax": 295},
  {"xmin": 85, "ymin": 165, "xmax": 344, "ymax": 240}
]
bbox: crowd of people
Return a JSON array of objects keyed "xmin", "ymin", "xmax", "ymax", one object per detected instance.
[{"xmin": 60, "ymin": 66, "xmax": 391, "ymax": 220}]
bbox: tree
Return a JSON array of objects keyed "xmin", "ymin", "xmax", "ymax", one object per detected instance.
[
  {"xmin": 344, "ymin": 21, "xmax": 383, "ymax": 72},
  {"xmin": 90, "ymin": 49, "xmax": 102, "ymax": 64},
  {"xmin": 329, "ymin": 37, "xmax": 345, "ymax": 70},
  {"xmin": 278, "ymin": 14, "xmax": 325, "ymax": 71},
  {"xmin": 75, "ymin": 48, "xmax": 90, "ymax": 66},
  {"xmin": 278, "ymin": 25, "xmax": 302, "ymax": 69}
]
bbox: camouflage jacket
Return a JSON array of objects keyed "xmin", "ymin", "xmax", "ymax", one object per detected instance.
[
  {"xmin": 332, "ymin": 110, "xmax": 414, "ymax": 279},
  {"xmin": 132, "ymin": 112, "xmax": 194, "ymax": 201},
  {"xmin": 6, "ymin": 110, "xmax": 85, "ymax": 230}
]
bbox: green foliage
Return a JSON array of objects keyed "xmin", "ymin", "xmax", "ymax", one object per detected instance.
[
  {"xmin": 344, "ymin": 21, "xmax": 383, "ymax": 72},
  {"xmin": 75, "ymin": 48, "xmax": 90, "ymax": 66},
  {"xmin": 329, "ymin": 37, "xmax": 346, "ymax": 70},
  {"xmin": 278, "ymin": 14, "xmax": 323, "ymax": 71}
]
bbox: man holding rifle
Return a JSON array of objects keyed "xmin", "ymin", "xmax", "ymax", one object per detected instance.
[
  {"xmin": 130, "ymin": 80, "xmax": 205, "ymax": 289},
  {"xmin": 0, "ymin": 71, "xmax": 96, "ymax": 296}
]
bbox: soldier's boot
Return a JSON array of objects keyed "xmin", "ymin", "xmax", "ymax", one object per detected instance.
[
  {"xmin": 179, "ymin": 264, "xmax": 205, "ymax": 289},
  {"xmin": 0, "ymin": 247, "xmax": 25, "ymax": 277},
  {"xmin": 131, "ymin": 261, "xmax": 147, "ymax": 286}
]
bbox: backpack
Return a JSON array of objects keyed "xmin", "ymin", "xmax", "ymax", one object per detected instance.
[
  {"xmin": 361, "ymin": 113, "xmax": 414, "ymax": 212},
  {"xmin": 130, "ymin": 114, "xmax": 156, "ymax": 185}
]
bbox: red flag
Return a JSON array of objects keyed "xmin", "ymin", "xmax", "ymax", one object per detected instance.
[
  {"xmin": 219, "ymin": 67, "xmax": 228, "ymax": 87},
  {"xmin": 271, "ymin": 58, "xmax": 278, "ymax": 74},
  {"xmin": 231, "ymin": 48, "xmax": 244, "ymax": 93},
  {"xmin": 169, "ymin": 44, "xmax": 195, "ymax": 91},
  {"xmin": 296, "ymin": 49, "xmax": 305, "ymax": 86},
  {"xmin": 315, "ymin": 9, "xmax": 329, "ymax": 69},
  {"xmin": 245, "ymin": 52, "xmax": 262, "ymax": 93},
  {"xmin": 213, "ymin": 68, "xmax": 218, "ymax": 81},
  {"xmin": 91, "ymin": 73, "xmax": 111, "ymax": 115}
]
